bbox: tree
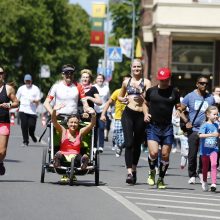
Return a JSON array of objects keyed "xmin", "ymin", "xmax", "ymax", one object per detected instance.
[{"xmin": 0, "ymin": 0, "xmax": 102, "ymax": 94}]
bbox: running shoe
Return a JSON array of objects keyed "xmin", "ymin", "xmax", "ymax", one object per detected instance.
[
  {"xmin": 126, "ymin": 173, "xmax": 134, "ymax": 184},
  {"xmin": 202, "ymin": 182, "xmax": 208, "ymax": 191},
  {"xmin": 60, "ymin": 175, "xmax": 70, "ymax": 183},
  {"xmin": 98, "ymin": 147, "xmax": 103, "ymax": 153},
  {"xmin": 115, "ymin": 147, "xmax": 122, "ymax": 157},
  {"xmin": 147, "ymin": 169, "xmax": 156, "ymax": 186},
  {"xmin": 81, "ymin": 155, "xmax": 89, "ymax": 170},
  {"xmin": 210, "ymin": 183, "xmax": 216, "ymax": 192},
  {"xmin": 0, "ymin": 162, "xmax": 6, "ymax": 175},
  {"xmin": 157, "ymin": 178, "xmax": 166, "ymax": 189},
  {"xmin": 132, "ymin": 171, "xmax": 137, "ymax": 184},
  {"xmin": 30, "ymin": 135, "xmax": 37, "ymax": 143},
  {"xmin": 188, "ymin": 177, "xmax": 196, "ymax": 184}
]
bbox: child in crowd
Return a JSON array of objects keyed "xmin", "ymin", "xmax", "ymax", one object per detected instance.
[
  {"xmin": 51, "ymin": 104, "xmax": 96, "ymax": 175},
  {"xmin": 199, "ymin": 106, "xmax": 219, "ymax": 192}
]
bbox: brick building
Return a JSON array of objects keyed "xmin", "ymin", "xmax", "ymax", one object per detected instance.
[{"xmin": 141, "ymin": 0, "xmax": 220, "ymax": 94}]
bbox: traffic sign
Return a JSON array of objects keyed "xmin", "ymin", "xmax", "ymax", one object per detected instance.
[{"xmin": 108, "ymin": 47, "xmax": 122, "ymax": 62}]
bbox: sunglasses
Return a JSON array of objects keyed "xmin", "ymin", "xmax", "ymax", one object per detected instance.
[
  {"xmin": 63, "ymin": 71, "xmax": 74, "ymax": 75},
  {"xmin": 198, "ymin": 82, "xmax": 208, "ymax": 86},
  {"xmin": 0, "ymin": 72, "xmax": 4, "ymax": 75}
]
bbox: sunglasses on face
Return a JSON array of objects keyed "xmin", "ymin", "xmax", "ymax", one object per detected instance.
[
  {"xmin": 198, "ymin": 82, "xmax": 208, "ymax": 86},
  {"xmin": 64, "ymin": 71, "xmax": 74, "ymax": 75},
  {"xmin": 0, "ymin": 72, "xmax": 4, "ymax": 75}
]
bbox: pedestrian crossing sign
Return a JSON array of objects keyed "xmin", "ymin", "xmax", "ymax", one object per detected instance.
[{"xmin": 108, "ymin": 47, "xmax": 122, "ymax": 62}]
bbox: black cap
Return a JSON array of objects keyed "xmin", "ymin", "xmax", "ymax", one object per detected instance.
[{"xmin": 62, "ymin": 66, "xmax": 75, "ymax": 74}]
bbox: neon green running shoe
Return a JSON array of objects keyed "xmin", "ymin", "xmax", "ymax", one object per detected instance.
[
  {"xmin": 157, "ymin": 178, "xmax": 166, "ymax": 189},
  {"xmin": 147, "ymin": 169, "xmax": 156, "ymax": 186},
  {"xmin": 60, "ymin": 175, "xmax": 70, "ymax": 183}
]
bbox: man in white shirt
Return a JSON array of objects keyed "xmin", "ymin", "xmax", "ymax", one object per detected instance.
[
  {"xmin": 44, "ymin": 64, "xmax": 89, "ymax": 116},
  {"xmin": 16, "ymin": 74, "xmax": 41, "ymax": 146}
]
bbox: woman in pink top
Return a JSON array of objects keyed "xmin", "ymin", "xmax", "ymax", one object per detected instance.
[{"xmin": 51, "ymin": 104, "xmax": 96, "ymax": 171}]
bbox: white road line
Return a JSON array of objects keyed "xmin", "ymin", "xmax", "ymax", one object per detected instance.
[
  {"xmin": 147, "ymin": 210, "xmax": 220, "ymax": 219},
  {"xmin": 110, "ymin": 186, "xmax": 220, "ymax": 198},
  {"xmin": 117, "ymin": 191, "xmax": 220, "ymax": 202},
  {"xmin": 98, "ymin": 186, "xmax": 156, "ymax": 220},
  {"xmin": 137, "ymin": 202, "xmax": 220, "ymax": 213},
  {"xmin": 126, "ymin": 196, "xmax": 220, "ymax": 207}
]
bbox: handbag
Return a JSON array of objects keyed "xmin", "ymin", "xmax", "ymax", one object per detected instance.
[{"xmin": 180, "ymin": 99, "xmax": 204, "ymax": 135}]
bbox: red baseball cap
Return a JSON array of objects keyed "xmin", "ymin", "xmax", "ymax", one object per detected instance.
[{"xmin": 157, "ymin": 67, "xmax": 171, "ymax": 80}]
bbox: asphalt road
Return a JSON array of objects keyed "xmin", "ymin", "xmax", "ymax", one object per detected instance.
[{"xmin": 1, "ymin": 120, "xmax": 220, "ymax": 220}]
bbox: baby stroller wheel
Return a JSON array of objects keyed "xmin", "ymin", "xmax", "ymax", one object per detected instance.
[
  {"xmin": 69, "ymin": 157, "xmax": 75, "ymax": 186},
  {"xmin": 95, "ymin": 150, "xmax": 100, "ymax": 186},
  {"xmin": 41, "ymin": 148, "xmax": 47, "ymax": 183}
]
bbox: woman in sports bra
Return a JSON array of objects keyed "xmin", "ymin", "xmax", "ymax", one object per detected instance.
[
  {"xmin": 51, "ymin": 104, "xmax": 96, "ymax": 176},
  {"xmin": 118, "ymin": 59, "xmax": 151, "ymax": 184},
  {"xmin": 0, "ymin": 67, "xmax": 19, "ymax": 175}
]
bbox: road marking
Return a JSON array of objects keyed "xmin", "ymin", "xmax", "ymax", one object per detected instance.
[
  {"xmin": 98, "ymin": 186, "xmax": 156, "ymax": 220},
  {"xmin": 117, "ymin": 191, "xmax": 220, "ymax": 202},
  {"xmin": 110, "ymin": 186, "xmax": 220, "ymax": 198},
  {"xmin": 147, "ymin": 210, "xmax": 220, "ymax": 219},
  {"xmin": 137, "ymin": 202, "xmax": 220, "ymax": 213},
  {"xmin": 126, "ymin": 196, "xmax": 220, "ymax": 207}
]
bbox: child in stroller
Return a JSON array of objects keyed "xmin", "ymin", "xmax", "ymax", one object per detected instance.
[{"xmin": 51, "ymin": 104, "xmax": 96, "ymax": 182}]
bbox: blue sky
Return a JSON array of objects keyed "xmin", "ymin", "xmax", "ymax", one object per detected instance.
[{"xmin": 69, "ymin": 0, "xmax": 107, "ymax": 15}]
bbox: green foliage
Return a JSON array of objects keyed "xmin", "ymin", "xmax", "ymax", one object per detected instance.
[{"xmin": 0, "ymin": 0, "xmax": 102, "ymax": 94}]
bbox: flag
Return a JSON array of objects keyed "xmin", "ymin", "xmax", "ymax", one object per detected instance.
[
  {"xmin": 119, "ymin": 38, "xmax": 132, "ymax": 58},
  {"xmin": 92, "ymin": 3, "xmax": 106, "ymax": 18},
  {"xmin": 90, "ymin": 31, "xmax": 105, "ymax": 45},
  {"xmin": 91, "ymin": 17, "xmax": 104, "ymax": 31},
  {"xmin": 135, "ymin": 38, "xmax": 142, "ymax": 58}
]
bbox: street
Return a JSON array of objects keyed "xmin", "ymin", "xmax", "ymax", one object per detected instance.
[{"xmin": 1, "ymin": 120, "xmax": 220, "ymax": 220}]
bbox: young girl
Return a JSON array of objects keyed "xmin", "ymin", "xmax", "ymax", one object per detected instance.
[
  {"xmin": 199, "ymin": 106, "xmax": 219, "ymax": 192},
  {"xmin": 51, "ymin": 104, "xmax": 96, "ymax": 175}
]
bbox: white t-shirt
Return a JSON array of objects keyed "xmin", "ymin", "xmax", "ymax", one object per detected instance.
[
  {"xmin": 94, "ymin": 83, "xmax": 110, "ymax": 113},
  {"xmin": 47, "ymin": 81, "xmax": 84, "ymax": 115},
  {"xmin": 16, "ymin": 84, "xmax": 41, "ymax": 115}
]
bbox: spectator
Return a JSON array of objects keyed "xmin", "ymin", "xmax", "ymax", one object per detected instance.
[{"xmin": 180, "ymin": 76, "xmax": 215, "ymax": 184}]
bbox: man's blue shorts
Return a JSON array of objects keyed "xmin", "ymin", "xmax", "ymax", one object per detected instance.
[{"xmin": 146, "ymin": 122, "xmax": 174, "ymax": 146}]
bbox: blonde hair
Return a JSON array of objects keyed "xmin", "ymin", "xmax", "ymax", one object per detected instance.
[
  {"xmin": 80, "ymin": 69, "xmax": 92, "ymax": 76},
  {"xmin": 205, "ymin": 105, "xmax": 218, "ymax": 121}
]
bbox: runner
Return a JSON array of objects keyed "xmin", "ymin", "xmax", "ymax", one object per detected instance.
[
  {"xmin": 0, "ymin": 67, "xmax": 19, "ymax": 175},
  {"xmin": 44, "ymin": 64, "xmax": 89, "ymax": 115},
  {"xmin": 100, "ymin": 75, "xmax": 131, "ymax": 157},
  {"xmin": 146, "ymin": 67, "xmax": 181, "ymax": 189},
  {"xmin": 118, "ymin": 59, "xmax": 151, "ymax": 184}
]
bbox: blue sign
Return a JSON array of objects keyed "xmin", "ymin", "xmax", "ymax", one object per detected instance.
[{"xmin": 108, "ymin": 47, "xmax": 122, "ymax": 62}]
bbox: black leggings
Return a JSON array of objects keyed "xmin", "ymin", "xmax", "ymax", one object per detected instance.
[
  {"xmin": 121, "ymin": 107, "xmax": 146, "ymax": 168},
  {"xmin": 19, "ymin": 112, "xmax": 37, "ymax": 144}
]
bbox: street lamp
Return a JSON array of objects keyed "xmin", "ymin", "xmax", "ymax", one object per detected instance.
[
  {"xmin": 104, "ymin": 0, "xmax": 136, "ymax": 70},
  {"xmin": 121, "ymin": 0, "xmax": 135, "ymax": 62}
]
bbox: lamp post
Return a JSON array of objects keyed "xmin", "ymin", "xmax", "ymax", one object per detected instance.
[
  {"xmin": 104, "ymin": 0, "xmax": 135, "ymax": 69},
  {"xmin": 122, "ymin": 0, "xmax": 135, "ymax": 62}
]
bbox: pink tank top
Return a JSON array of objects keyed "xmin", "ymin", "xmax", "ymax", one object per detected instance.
[{"xmin": 60, "ymin": 130, "xmax": 81, "ymax": 155}]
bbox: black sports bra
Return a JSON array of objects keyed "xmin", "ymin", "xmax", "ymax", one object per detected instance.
[{"xmin": 126, "ymin": 78, "xmax": 145, "ymax": 95}]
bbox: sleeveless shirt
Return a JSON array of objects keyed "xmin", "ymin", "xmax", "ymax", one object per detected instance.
[{"xmin": 0, "ymin": 83, "xmax": 10, "ymax": 123}]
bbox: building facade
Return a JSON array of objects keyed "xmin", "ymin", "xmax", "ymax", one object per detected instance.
[{"xmin": 141, "ymin": 0, "xmax": 220, "ymax": 94}]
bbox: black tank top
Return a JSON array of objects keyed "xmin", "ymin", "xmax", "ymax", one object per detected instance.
[{"xmin": 0, "ymin": 83, "xmax": 10, "ymax": 123}]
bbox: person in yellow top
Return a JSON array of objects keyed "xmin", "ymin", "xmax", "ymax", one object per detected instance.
[{"xmin": 101, "ymin": 75, "xmax": 131, "ymax": 157}]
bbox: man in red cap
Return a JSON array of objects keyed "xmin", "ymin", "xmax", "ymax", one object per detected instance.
[{"xmin": 145, "ymin": 67, "xmax": 181, "ymax": 189}]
